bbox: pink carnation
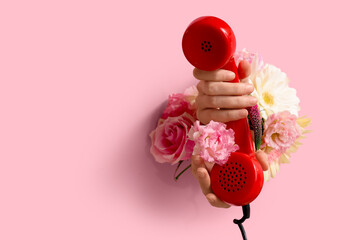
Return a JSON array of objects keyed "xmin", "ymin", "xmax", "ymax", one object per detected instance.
[
  {"xmin": 188, "ymin": 121, "xmax": 239, "ymax": 165},
  {"xmin": 161, "ymin": 93, "xmax": 194, "ymax": 119},
  {"xmin": 261, "ymin": 111, "xmax": 302, "ymax": 153},
  {"xmin": 150, "ymin": 113, "xmax": 195, "ymax": 165}
]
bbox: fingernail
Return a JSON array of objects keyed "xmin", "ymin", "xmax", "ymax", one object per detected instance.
[
  {"xmin": 246, "ymin": 84, "xmax": 254, "ymax": 92},
  {"xmin": 206, "ymin": 196, "xmax": 215, "ymax": 203},
  {"xmin": 250, "ymin": 97, "xmax": 258, "ymax": 105},
  {"xmin": 226, "ymin": 71, "xmax": 235, "ymax": 80}
]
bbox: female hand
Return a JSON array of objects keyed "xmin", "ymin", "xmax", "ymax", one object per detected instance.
[
  {"xmin": 191, "ymin": 152, "xmax": 268, "ymax": 208},
  {"xmin": 192, "ymin": 60, "xmax": 268, "ymax": 208},
  {"xmin": 194, "ymin": 60, "xmax": 257, "ymax": 124}
]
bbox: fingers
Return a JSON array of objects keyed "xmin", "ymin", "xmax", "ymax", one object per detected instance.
[
  {"xmin": 191, "ymin": 155, "xmax": 231, "ymax": 208},
  {"xmin": 197, "ymin": 81, "xmax": 254, "ymax": 96},
  {"xmin": 193, "ymin": 68, "xmax": 236, "ymax": 82},
  {"xmin": 193, "ymin": 60, "xmax": 254, "ymax": 124},
  {"xmin": 197, "ymin": 108, "xmax": 248, "ymax": 124},
  {"xmin": 196, "ymin": 95, "xmax": 258, "ymax": 110},
  {"xmin": 255, "ymin": 150, "xmax": 269, "ymax": 171},
  {"xmin": 238, "ymin": 60, "xmax": 251, "ymax": 81},
  {"xmin": 191, "ymin": 155, "xmax": 211, "ymax": 195},
  {"xmin": 191, "ymin": 155, "xmax": 204, "ymax": 179},
  {"xmin": 193, "ymin": 60, "xmax": 251, "ymax": 82},
  {"xmin": 205, "ymin": 193, "xmax": 231, "ymax": 208}
]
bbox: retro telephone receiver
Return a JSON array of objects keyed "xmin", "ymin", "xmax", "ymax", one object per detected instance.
[{"xmin": 182, "ymin": 16, "xmax": 264, "ymax": 239}]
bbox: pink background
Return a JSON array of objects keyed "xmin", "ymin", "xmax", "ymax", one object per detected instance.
[{"xmin": 1, "ymin": 0, "xmax": 359, "ymax": 239}]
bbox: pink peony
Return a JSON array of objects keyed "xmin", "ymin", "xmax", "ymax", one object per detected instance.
[
  {"xmin": 161, "ymin": 93, "xmax": 194, "ymax": 119},
  {"xmin": 150, "ymin": 113, "xmax": 195, "ymax": 165},
  {"xmin": 188, "ymin": 121, "xmax": 239, "ymax": 166},
  {"xmin": 261, "ymin": 111, "xmax": 302, "ymax": 153}
]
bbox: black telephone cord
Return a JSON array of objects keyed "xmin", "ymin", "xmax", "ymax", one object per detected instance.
[{"xmin": 233, "ymin": 204, "xmax": 251, "ymax": 240}]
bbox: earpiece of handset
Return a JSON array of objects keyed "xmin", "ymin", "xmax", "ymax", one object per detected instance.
[{"xmin": 182, "ymin": 16, "xmax": 264, "ymax": 206}]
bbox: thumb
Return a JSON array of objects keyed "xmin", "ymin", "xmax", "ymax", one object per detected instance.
[
  {"xmin": 255, "ymin": 149, "xmax": 269, "ymax": 171},
  {"xmin": 237, "ymin": 60, "xmax": 251, "ymax": 81}
]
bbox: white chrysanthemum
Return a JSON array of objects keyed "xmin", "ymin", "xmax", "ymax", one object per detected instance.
[{"xmin": 250, "ymin": 64, "xmax": 300, "ymax": 120}]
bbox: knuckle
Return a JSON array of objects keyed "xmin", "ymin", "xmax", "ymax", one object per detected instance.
[
  {"xmin": 195, "ymin": 95, "xmax": 203, "ymax": 108},
  {"xmin": 235, "ymin": 96, "xmax": 243, "ymax": 107},
  {"xmin": 208, "ymin": 96, "xmax": 217, "ymax": 107},
  {"xmin": 196, "ymin": 82, "xmax": 202, "ymax": 93},
  {"xmin": 206, "ymin": 82, "xmax": 217, "ymax": 95}
]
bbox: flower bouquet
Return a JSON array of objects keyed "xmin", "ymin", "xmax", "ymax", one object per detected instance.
[{"xmin": 149, "ymin": 49, "xmax": 311, "ymax": 181}]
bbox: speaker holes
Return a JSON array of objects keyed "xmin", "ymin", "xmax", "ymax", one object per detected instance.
[
  {"xmin": 201, "ymin": 40, "xmax": 212, "ymax": 52},
  {"xmin": 219, "ymin": 161, "xmax": 249, "ymax": 192}
]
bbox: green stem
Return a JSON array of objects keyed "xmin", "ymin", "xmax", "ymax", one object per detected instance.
[{"xmin": 174, "ymin": 163, "xmax": 192, "ymax": 181}]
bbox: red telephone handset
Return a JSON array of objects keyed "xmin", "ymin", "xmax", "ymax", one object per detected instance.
[{"xmin": 182, "ymin": 16, "xmax": 264, "ymax": 206}]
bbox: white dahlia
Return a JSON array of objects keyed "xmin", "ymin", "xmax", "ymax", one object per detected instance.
[{"xmin": 249, "ymin": 64, "xmax": 300, "ymax": 120}]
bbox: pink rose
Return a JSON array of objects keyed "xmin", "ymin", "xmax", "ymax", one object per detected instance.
[
  {"xmin": 261, "ymin": 111, "xmax": 302, "ymax": 153},
  {"xmin": 188, "ymin": 120, "xmax": 239, "ymax": 166},
  {"xmin": 161, "ymin": 93, "xmax": 194, "ymax": 119},
  {"xmin": 150, "ymin": 113, "xmax": 195, "ymax": 164}
]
